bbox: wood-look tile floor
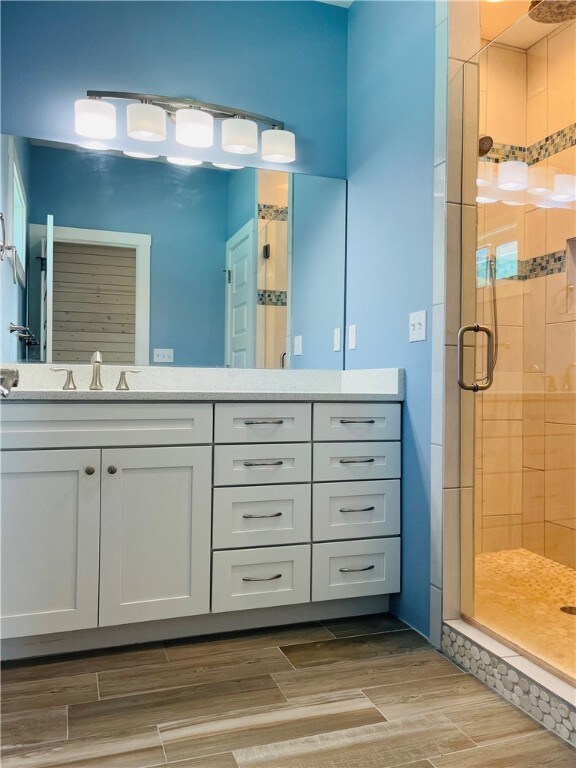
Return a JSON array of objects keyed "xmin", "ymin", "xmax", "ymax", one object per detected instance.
[{"xmin": 1, "ymin": 615, "xmax": 574, "ymax": 767}]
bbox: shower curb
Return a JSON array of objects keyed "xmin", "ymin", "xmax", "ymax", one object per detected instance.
[{"xmin": 442, "ymin": 623, "xmax": 576, "ymax": 747}]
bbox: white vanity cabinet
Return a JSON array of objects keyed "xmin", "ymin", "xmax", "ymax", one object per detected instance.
[
  {"xmin": 0, "ymin": 449, "xmax": 101, "ymax": 638},
  {"xmin": 99, "ymin": 445, "xmax": 212, "ymax": 626}
]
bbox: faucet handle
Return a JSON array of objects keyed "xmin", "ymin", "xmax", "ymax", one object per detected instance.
[
  {"xmin": 116, "ymin": 370, "xmax": 140, "ymax": 391},
  {"xmin": 51, "ymin": 368, "xmax": 77, "ymax": 391},
  {"xmin": 91, "ymin": 351, "xmax": 103, "ymax": 364}
]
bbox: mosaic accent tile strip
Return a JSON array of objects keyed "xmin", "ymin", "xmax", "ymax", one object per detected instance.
[
  {"xmin": 257, "ymin": 289, "xmax": 287, "ymax": 306},
  {"xmin": 258, "ymin": 204, "xmax": 288, "ymax": 222},
  {"xmin": 442, "ymin": 624, "xmax": 576, "ymax": 746},
  {"xmin": 484, "ymin": 122, "xmax": 576, "ymax": 165},
  {"xmin": 505, "ymin": 250, "xmax": 567, "ymax": 281}
]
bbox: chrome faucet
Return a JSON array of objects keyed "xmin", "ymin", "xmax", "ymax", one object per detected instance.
[
  {"xmin": 89, "ymin": 351, "xmax": 103, "ymax": 390},
  {"xmin": 0, "ymin": 368, "xmax": 19, "ymax": 397}
]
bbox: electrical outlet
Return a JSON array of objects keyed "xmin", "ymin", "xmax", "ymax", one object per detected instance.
[
  {"xmin": 333, "ymin": 327, "xmax": 341, "ymax": 352},
  {"xmin": 409, "ymin": 310, "xmax": 427, "ymax": 342},
  {"xmin": 348, "ymin": 324, "xmax": 357, "ymax": 350},
  {"xmin": 293, "ymin": 335, "xmax": 303, "ymax": 356},
  {"xmin": 153, "ymin": 348, "xmax": 174, "ymax": 363}
]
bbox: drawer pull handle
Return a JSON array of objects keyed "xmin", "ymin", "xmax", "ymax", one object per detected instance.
[
  {"xmin": 244, "ymin": 419, "xmax": 284, "ymax": 425},
  {"xmin": 107, "ymin": 466, "xmax": 118, "ymax": 475},
  {"xmin": 340, "ymin": 505, "xmax": 376, "ymax": 513},
  {"xmin": 339, "ymin": 458, "xmax": 375, "ymax": 464},
  {"xmin": 243, "ymin": 460, "xmax": 284, "ymax": 467},
  {"xmin": 84, "ymin": 466, "xmax": 96, "ymax": 476},
  {"xmin": 242, "ymin": 573, "xmax": 283, "ymax": 582},
  {"xmin": 242, "ymin": 511, "xmax": 283, "ymax": 519},
  {"xmin": 339, "ymin": 565, "xmax": 375, "ymax": 573},
  {"xmin": 339, "ymin": 419, "xmax": 376, "ymax": 424}
]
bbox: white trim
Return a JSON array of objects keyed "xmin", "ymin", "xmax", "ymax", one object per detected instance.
[
  {"xmin": 225, "ymin": 219, "xmax": 256, "ymax": 368},
  {"xmin": 50, "ymin": 225, "xmax": 151, "ymax": 365},
  {"xmin": 7, "ymin": 136, "xmax": 27, "ymax": 287}
]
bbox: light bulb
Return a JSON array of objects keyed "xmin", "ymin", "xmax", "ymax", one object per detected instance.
[
  {"xmin": 221, "ymin": 118, "xmax": 258, "ymax": 154},
  {"xmin": 75, "ymin": 99, "xmax": 116, "ymax": 140},
  {"xmin": 261, "ymin": 129, "xmax": 296, "ymax": 163},
  {"xmin": 175, "ymin": 108, "xmax": 214, "ymax": 148},
  {"xmin": 127, "ymin": 103, "xmax": 166, "ymax": 142}
]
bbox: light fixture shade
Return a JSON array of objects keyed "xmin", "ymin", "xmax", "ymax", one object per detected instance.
[
  {"xmin": 166, "ymin": 156, "xmax": 203, "ymax": 167},
  {"xmin": 127, "ymin": 103, "xmax": 166, "ymax": 141},
  {"xmin": 476, "ymin": 161, "xmax": 494, "ymax": 187},
  {"xmin": 527, "ymin": 166, "xmax": 551, "ymax": 195},
  {"xmin": 75, "ymin": 99, "xmax": 116, "ymax": 139},
  {"xmin": 476, "ymin": 190, "xmax": 498, "ymax": 204},
  {"xmin": 498, "ymin": 160, "xmax": 528, "ymax": 191},
  {"xmin": 261, "ymin": 129, "xmax": 296, "ymax": 163},
  {"xmin": 175, "ymin": 109, "xmax": 214, "ymax": 148},
  {"xmin": 221, "ymin": 118, "xmax": 258, "ymax": 154},
  {"xmin": 551, "ymin": 174, "xmax": 576, "ymax": 202}
]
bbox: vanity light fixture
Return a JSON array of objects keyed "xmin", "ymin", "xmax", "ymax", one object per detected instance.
[
  {"xmin": 551, "ymin": 173, "xmax": 576, "ymax": 202},
  {"xmin": 498, "ymin": 160, "xmax": 529, "ymax": 191},
  {"xmin": 127, "ymin": 103, "xmax": 166, "ymax": 141},
  {"xmin": 527, "ymin": 166, "xmax": 551, "ymax": 195},
  {"xmin": 221, "ymin": 117, "xmax": 259, "ymax": 155},
  {"xmin": 166, "ymin": 156, "xmax": 203, "ymax": 167},
  {"xmin": 74, "ymin": 98, "xmax": 116, "ymax": 139},
  {"xmin": 212, "ymin": 163, "xmax": 245, "ymax": 170},
  {"xmin": 175, "ymin": 108, "xmax": 214, "ymax": 148},
  {"xmin": 74, "ymin": 91, "xmax": 295, "ymax": 163},
  {"xmin": 123, "ymin": 151, "xmax": 159, "ymax": 159}
]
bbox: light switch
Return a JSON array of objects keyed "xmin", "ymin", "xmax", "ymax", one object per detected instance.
[
  {"xmin": 153, "ymin": 348, "xmax": 174, "ymax": 363},
  {"xmin": 333, "ymin": 327, "xmax": 341, "ymax": 352},
  {"xmin": 348, "ymin": 324, "xmax": 357, "ymax": 350},
  {"xmin": 293, "ymin": 335, "xmax": 303, "ymax": 356},
  {"xmin": 409, "ymin": 310, "xmax": 427, "ymax": 342}
]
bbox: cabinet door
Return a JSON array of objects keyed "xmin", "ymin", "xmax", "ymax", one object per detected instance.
[
  {"xmin": 99, "ymin": 446, "xmax": 211, "ymax": 626},
  {"xmin": 1, "ymin": 449, "xmax": 101, "ymax": 638}
]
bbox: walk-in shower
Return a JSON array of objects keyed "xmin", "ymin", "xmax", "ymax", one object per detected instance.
[{"xmin": 461, "ymin": 12, "xmax": 576, "ymax": 681}]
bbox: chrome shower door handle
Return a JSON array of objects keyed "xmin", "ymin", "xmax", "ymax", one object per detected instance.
[{"xmin": 457, "ymin": 324, "xmax": 495, "ymax": 392}]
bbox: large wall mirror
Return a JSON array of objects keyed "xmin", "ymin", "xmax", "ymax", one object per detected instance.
[{"xmin": 0, "ymin": 135, "xmax": 346, "ymax": 369}]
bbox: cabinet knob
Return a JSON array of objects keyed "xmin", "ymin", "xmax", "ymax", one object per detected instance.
[
  {"xmin": 85, "ymin": 466, "xmax": 96, "ymax": 476},
  {"xmin": 107, "ymin": 465, "xmax": 118, "ymax": 475}
]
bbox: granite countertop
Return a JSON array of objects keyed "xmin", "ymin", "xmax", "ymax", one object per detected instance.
[{"xmin": 1, "ymin": 366, "xmax": 405, "ymax": 403}]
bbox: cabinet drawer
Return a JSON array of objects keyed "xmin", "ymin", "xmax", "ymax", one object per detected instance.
[
  {"xmin": 313, "ymin": 480, "xmax": 400, "ymax": 541},
  {"xmin": 313, "ymin": 403, "xmax": 400, "ymax": 442},
  {"xmin": 312, "ymin": 538, "xmax": 400, "ymax": 601},
  {"xmin": 215, "ymin": 403, "xmax": 311, "ymax": 443},
  {"xmin": 214, "ymin": 444, "xmax": 312, "ymax": 486},
  {"xmin": 212, "ymin": 545, "xmax": 310, "ymax": 612},
  {"xmin": 213, "ymin": 484, "xmax": 311, "ymax": 549},
  {"xmin": 313, "ymin": 442, "xmax": 401, "ymax": 482},
  {"xmin": 0, "ymin": 403, "xmax": 213, "ymax": 449}
]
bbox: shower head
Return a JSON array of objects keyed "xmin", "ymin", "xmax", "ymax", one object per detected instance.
[
  {"xmin": 528, "ymin": 0, "xmax": 576, "ymax": 23},
  {"xmin": 479, "ymin": 135, "xmax": 494, "ymax": 158}
]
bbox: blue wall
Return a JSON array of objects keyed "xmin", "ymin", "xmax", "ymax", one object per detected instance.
[
  {"xmin": 29, "ymin": 146, "xmax": 230, "ymax": 366},
  {"xmin": 346, "ymin": 1, "xmax": 435, "ymax": 636},
  {"xmin": 291, "ymin": 175, "xmax": 346, "ymax": 370},
  {"xmin": 0, "ymin": 1, "xmax": 348, "ymax": 178}
]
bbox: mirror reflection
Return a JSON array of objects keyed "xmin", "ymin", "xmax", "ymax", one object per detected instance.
[{"xmin": 0, "ymin": 136, "xmax": 346, "ymax": 369}]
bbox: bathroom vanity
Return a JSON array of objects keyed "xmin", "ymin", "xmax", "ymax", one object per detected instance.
[{"xmin": 0, "ymin": 367, "xmax": 404, "ymax": 658}]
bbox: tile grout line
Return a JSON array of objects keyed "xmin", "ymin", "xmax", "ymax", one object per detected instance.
[
  {"xmin": 156, "ymin": 724, "xmax": 169, "ymax": 765},
  {"xmin": 276, "ymin": 646, "xmax": 296, "ymax": 670},
  {"xmin": 95, "ymin": 672, "xmax": 101, "ymax": 701}
]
